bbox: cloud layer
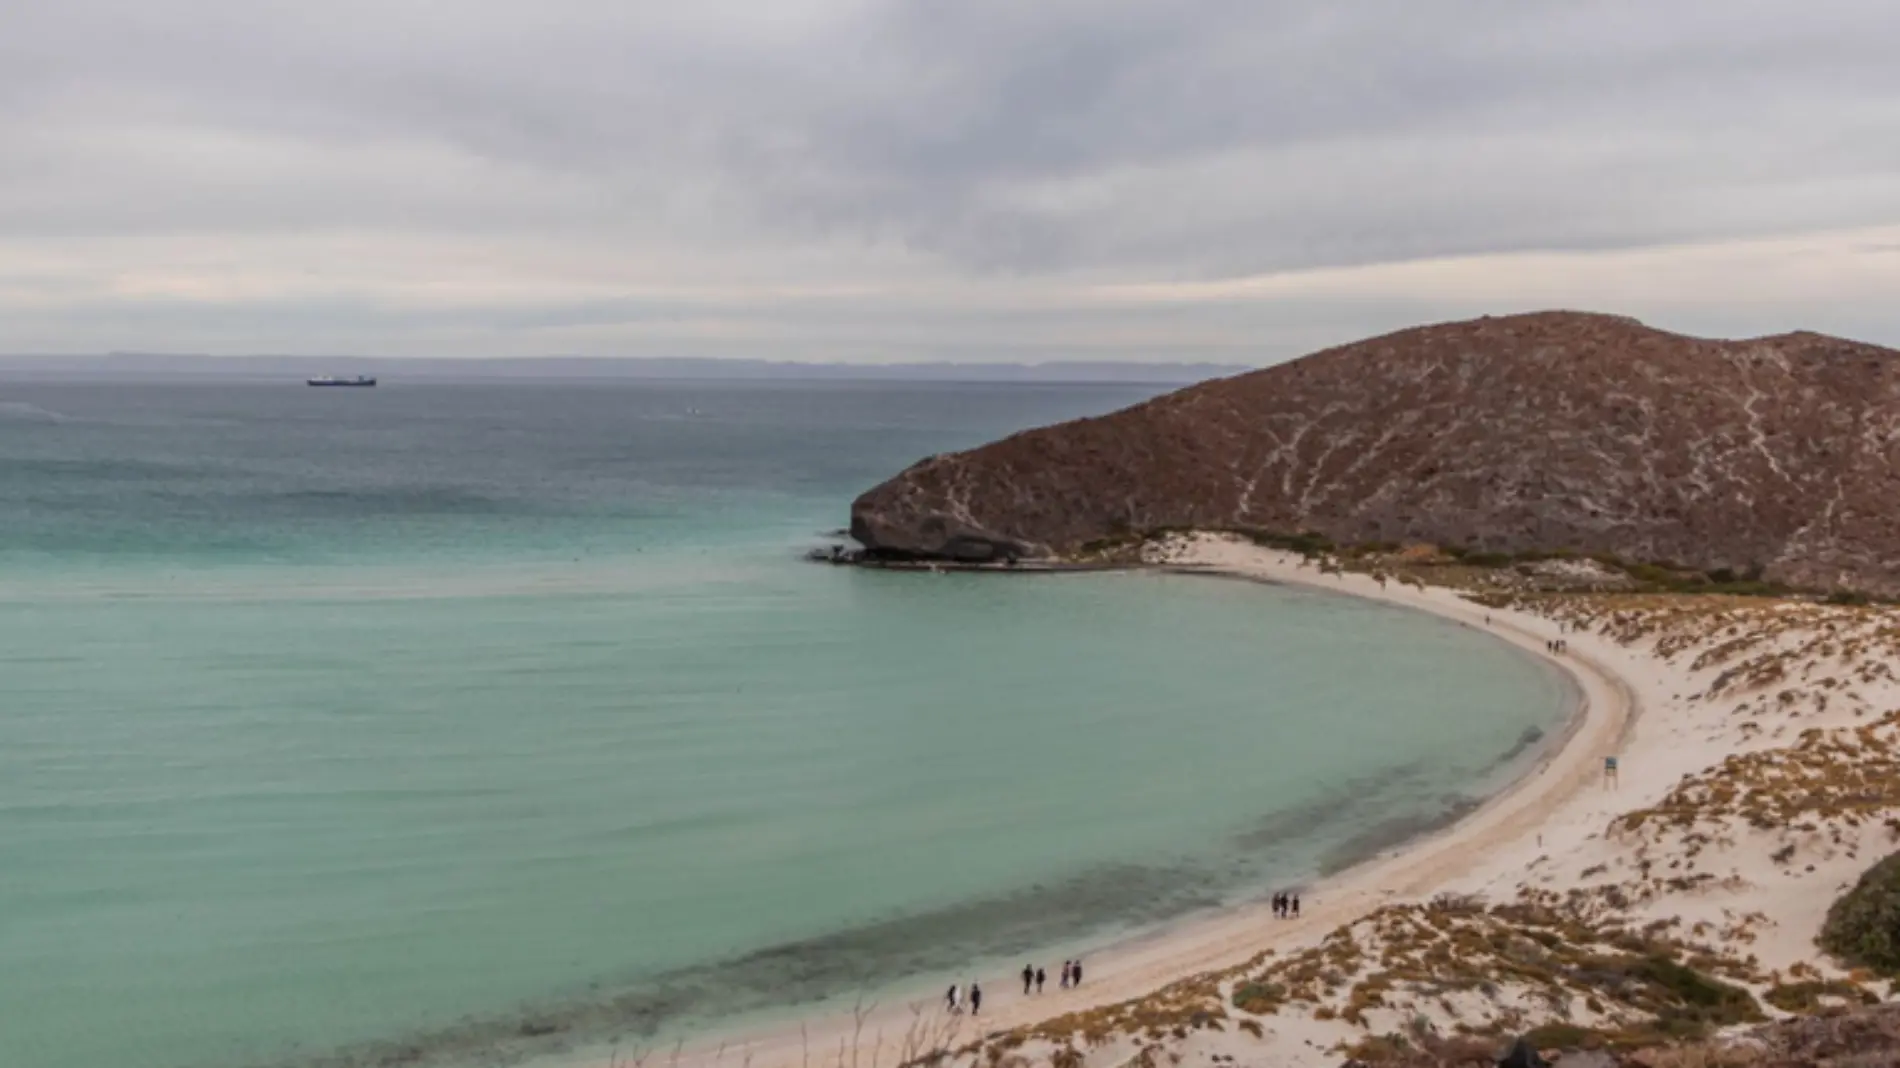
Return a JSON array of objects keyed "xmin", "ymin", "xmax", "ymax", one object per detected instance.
[{"xmin": 6, "ymin": 1, "xmax": 1900, "ymax": 360}]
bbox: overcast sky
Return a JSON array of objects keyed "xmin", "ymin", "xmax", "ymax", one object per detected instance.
[{"xmin": 6, "ymin": 1, "xmax": 1900, "ymax": 362}]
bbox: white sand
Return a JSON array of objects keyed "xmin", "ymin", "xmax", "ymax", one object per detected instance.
[{"xmin": 619, "ymin": 533, "xmax": 1894, "ymax": 1068}]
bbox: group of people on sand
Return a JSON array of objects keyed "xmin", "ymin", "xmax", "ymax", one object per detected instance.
[
  {"xmin": 1545, "ymin": 638, "xmax": 1569, "ymax": 654},
  {"xmin": 946, "ymin": 961, "xmax": 1085, "ymax": 1015},
  {"xmin": 944, "ymin": 981, "xmax": 981, "ymax": 1016},
  {"xmin": 1272, "ymin": 891, "xmax": 1300, "ymax": 918},
  {"xmin": 1014, "ymin": 960, "xmax": 1082, "ymax": 996}
]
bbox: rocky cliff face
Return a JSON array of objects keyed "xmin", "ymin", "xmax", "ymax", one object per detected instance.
[{"xmin": 850, "ymin": 311, "xmax": 1900, "ymax": 593}]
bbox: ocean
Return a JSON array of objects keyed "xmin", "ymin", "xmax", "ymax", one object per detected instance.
[{"xmin": 0, "ymin": 378, "xmax": 1572, "ymax": 1068}]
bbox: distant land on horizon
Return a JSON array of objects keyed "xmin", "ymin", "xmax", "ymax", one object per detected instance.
[{"xmin": 0, "ymin": 353, "xmax": 1254, "ymax": 385}]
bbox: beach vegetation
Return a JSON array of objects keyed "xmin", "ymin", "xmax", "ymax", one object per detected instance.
[
  {"xmin": 1463, "ymin": 550, "xmax": 1516, "ymax": 568},
  {"xmin": 1612, "ymin": 707, "xmax": 1900, "ymax": 857},
  {"xmin": 1342, "ymin": 1029, "xmax": 1518, "ymax": 1066},
  {"xmin": 1339, "ymin": 1032, "xmax": 1408, "ymax": 1061},
  {"xmin": 1762, "ymin": 978, "xmax": 1880, "ymax": 1012},
  {"xmin": 1228, "ymin": 981, "xmax": 1283, "ymax": 1015},
  {"xmin": 1373, "ymin": 540, "xmax": 1813, "ymax": 598},
  {"xmin": 1210, "ymin": 887, "xmax": 1766, "ymax": 1053},
  {"xmin": 1820, "ymin": 851, "xmax": 1900, "ymax": 974},
  {"xmin": 1237, "ymin": 528, "xmax": 1334, "ymax": 557},
  {"xmin": 1520, "ymin": 1021, "xmax": 1603, "ymax": 1049},
  {"xmin": 1074, "ymin": 534, "xmax": 1139, "ymax": 556},
  {"xmin": 1618, "ymin": 955, "xmax": 1758, "ymax": 1028},
  {"xmin": 1011, "ymin": 962, "xmax": 1240, "ymax": 1048}
]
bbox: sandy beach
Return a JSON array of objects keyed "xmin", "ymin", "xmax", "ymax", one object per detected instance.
[
  {"xmin": 628, "ymin": 531, "xmax": 1900, "ymax": 1068},
  {"xmin": 628, "ymin": 536, "xmax": 1609, "ymax": 1067}
]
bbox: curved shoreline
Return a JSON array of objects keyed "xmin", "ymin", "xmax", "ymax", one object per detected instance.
[{"xmin": 641, "ymin": 541, "xmax": 1635, "ymax": 1068}]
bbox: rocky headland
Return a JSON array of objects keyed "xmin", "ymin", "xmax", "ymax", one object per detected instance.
[{"xmin": 850, "ymin": 311, "xmax": 1900, "ymax": 595}]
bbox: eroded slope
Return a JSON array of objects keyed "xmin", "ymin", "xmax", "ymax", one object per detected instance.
[{"xmin": 850, "ymin": 312, "xmax": 1900, "ymax": 592}]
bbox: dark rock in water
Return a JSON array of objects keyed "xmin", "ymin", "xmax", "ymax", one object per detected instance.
[
  {"xmin": 849, "ymin": 310, "xmax": 1900, "ymax": 594},
  {"xmin": 804, "ymin": 544, "xmax": 862, "ymax": 565},
  {"xmin": 1497, "ymin": 1036, "xmax": 1550, "ymax": 1068}
]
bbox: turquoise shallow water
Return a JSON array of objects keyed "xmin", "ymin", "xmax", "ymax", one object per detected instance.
[{"xmin": 0, "ymin": 380, "xmax": 1572, "ymax": 1068}]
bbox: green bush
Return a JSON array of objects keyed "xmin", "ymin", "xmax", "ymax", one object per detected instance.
[
  {"xmin": 1627, "ymin": 955, "xmax": 1751, "ymax": 1014},
  {"xmin": 1241, "ymin": 529, "xmax": 1334, "ymax": 557},
  {"xmin": 1820, "ymin": 851, "xmax": 1900, "ymax": 973},
  {"xmin": 1230, "ymin": 981, "xmax": 1284, "ymax": 1014},
  {"xmin": 1460, "ymin": 551, "xmax": 1513, "ymax": 568},
  {"xmin": 1565, "ymin": 953, "xmax": 1761, "ymax": 1042}
]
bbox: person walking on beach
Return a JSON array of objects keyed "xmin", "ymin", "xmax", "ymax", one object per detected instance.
[
  {"xmin": 1291, "ymin": 894, "xmax": 1301, "ymax": 918},
  {"xmin": 946, "ymin": 984, "xmax": 960, "ymax": 1014},
  {"xmin": 1022, "ymin": 964, "xmax": 1034, "ymax": 996},
  {"xmin": 970, "ymin": 982, "xmax": 982, "ymax": 1016},
  {"xmin": 1071, "ymin": 960, "xmax": 1083, "ymax": 987},
  {"xmin": 1060, "ymin": 960, "xmax": 1072, "ymax": 989},
  {"xmin": 1035, "ymin": 966, "xmax": 1046, "ymax": 993}
]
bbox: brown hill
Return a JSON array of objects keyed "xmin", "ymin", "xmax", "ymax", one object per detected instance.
[{"xmin": 849, "ymin": 311, "xmax": 1900, "ymax": 593}]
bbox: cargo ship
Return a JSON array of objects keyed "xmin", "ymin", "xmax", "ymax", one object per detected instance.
[{"xmin": 307, "ymin": 375, "xmax": 377, "ymax": 387}]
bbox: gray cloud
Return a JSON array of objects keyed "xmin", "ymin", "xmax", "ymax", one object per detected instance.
[{"xmin": 3, "ymin": 1, "xmax": 1900, "ymax": 358}]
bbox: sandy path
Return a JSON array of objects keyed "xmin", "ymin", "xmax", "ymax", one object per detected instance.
[{"xmin": 627, "ymin": 543, "xmax": 1637, "ymax": 1068}]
